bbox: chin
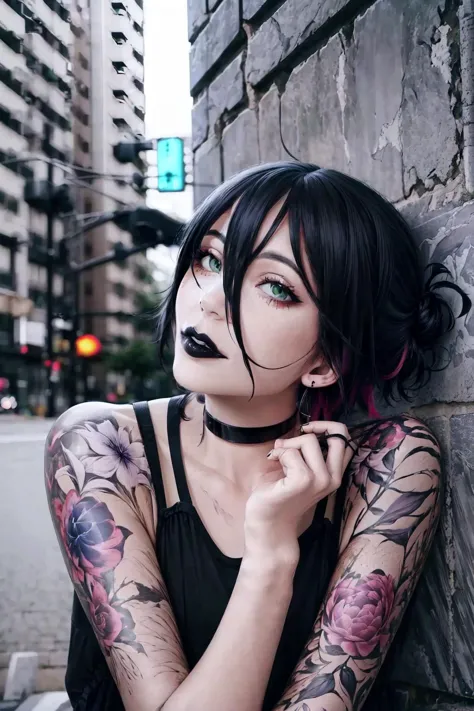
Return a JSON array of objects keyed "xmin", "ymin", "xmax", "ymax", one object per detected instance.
[{"xmin": 172, "ymin": 352, "xmax": 244, "ymax": 397}]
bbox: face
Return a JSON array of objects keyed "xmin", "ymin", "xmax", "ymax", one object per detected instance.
[{"xmin": 173, "ymin": 201, "xmax": 324, "ymax": 399}]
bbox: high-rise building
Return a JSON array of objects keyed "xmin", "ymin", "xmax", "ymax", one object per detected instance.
[
  {"xmin": 69, "ymin": 0, "xmax": 151, "ymax": 401},
  {"xmin": 0, "ymin": 0, "xmax": 74, "ymax": 413},
  {"xmin": 0, "ymin": 0, "xmax": 152, "ymax": 413}
]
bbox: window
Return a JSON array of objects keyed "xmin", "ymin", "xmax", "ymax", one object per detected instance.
[
  {"xmin": 112, "ymin": 61, "xmax": 127, "ymax": 74},
  {"xmin": 79, "ymin": 53, "xmax": 89, "ymax": 70},
  {"xmin": 134, "ymin": 106, "xmax": 145, "ymax": 122},
  {"xmin": 113, "ymin": 89, "xmax": 128, "ymax": 103},
  {"xmin": 85, "ymin": 282, "xmax": 93, "ymax": 296},
  {"xmin": 113, "ymin": 283, "xmax": 126, "ymax": 298},
  {"xmin": 113, "ymin": 117, "xmax": 130, "ymax": 131},
  {"xmin": 133, "ymin": 21, "xmax": 143, "ymax": 35},
  {"xmin": 112, "ymin": 32, "xmax": 127, "ymax": 45},
  {"xmin": 112, "ymin": 2, "xmax": 128, "ymax": 15},
  {"xmin": 132, "ymin": 49, "xmax": 144, "ymax": 65},
  {"xmin": 133, "ymin": 77, "xmax": 144, "ymax": 93},
  {"xmin": 84, "ymin": 242, "xmax": 93, "ymax": 258}
]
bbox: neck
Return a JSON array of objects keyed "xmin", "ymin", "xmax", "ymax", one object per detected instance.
[
  {"xmin": 191, "ymin": 390, "xmax": 300, "ymax": 489},
  {"xmin": 204, "ymin": 390, "xmax": 298, "ymax": 430}
]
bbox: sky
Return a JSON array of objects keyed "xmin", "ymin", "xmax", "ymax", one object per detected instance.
[{"xmin": 143, "ymin": 0, "xmax": 194, "ymax": 225}]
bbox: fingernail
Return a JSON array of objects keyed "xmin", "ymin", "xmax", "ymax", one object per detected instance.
[
  {"xmin": 300, "ymin": 425, "xmax": 307, "ymax": 434},
  {"xmin": 274, "ymin": 439, "xmax": 282, "ymax": 447},
  {"xmin": 267, "ymin": 450, "xmax": 274, "ymax": 458}
]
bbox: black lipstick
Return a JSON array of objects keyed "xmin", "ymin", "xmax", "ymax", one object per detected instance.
[{"xmin": 181, "ymin": 327, "xmax": 227, "ymax": 359}]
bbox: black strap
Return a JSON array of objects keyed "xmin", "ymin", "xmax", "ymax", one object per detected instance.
[
  {"xmin": 167, "ymin": 395, "xmax": 192, "ymax": 504},
  {"xmin": 133, "ymin": 401, "xmax": 167, "ymax": 511}
]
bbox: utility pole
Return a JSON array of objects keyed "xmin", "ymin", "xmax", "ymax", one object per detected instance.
[{"xmin": 45, "ymin": 124, "xmax": 56, "ymax": 418}]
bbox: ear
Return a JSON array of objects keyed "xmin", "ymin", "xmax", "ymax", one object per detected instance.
[{"xmin": 301, "ymin": 357, "xmax": 338, "ymax": 390}]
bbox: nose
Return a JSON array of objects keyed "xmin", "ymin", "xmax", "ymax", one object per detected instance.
[{"xmin": 199, "ymin": 278, "xmax": 226, "ymax": 320}]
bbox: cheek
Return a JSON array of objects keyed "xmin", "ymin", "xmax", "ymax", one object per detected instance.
[{"xmin": 240, "ymin": 292, "xmax": 318, "ymax": 366}]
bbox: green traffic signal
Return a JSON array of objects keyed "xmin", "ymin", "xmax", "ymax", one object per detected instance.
[{"xmin": 157, "ymin": 137, "xmax": 185, "ymax": 192}]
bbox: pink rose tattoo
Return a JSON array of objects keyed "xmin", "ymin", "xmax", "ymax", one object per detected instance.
[
  {"xmin": 88, "ymin": 578, "xmax": 124, "ymax": 649},
  {"xmin": 323, "ymin": 570, "xmax": 395, "ymax": 658}
]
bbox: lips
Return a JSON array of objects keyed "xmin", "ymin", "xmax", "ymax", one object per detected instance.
[{"xmin": 181, "ymin": 327, "xmax": 227, "ymax": 359}]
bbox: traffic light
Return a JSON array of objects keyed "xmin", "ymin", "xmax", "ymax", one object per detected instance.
[
  {"xmin": 24, "ymin": 181, "xmax": 74, "ymax": 214},
  {"xmin": 113, "ymin": 139, "xmax": 153, "ymax": 164},
  {"xmin": 113, "ymin": 206, "xmax": 183, "ymax": 248},
  {"xmin": 157, "ymin": 137, "xmax": 185, "ymax": 192}
]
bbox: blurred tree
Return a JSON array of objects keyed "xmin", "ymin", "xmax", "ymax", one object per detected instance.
[{"xmin": 106, "ymin": 287, "xmax": 175, "ymax": 401}]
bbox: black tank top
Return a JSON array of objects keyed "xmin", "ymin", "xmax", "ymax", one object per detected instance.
[{"xmin": 65, "ymin": 397, "xmax": 390, "ymax": 710}]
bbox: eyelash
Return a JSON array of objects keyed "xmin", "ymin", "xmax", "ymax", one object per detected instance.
[{"xmin": 192, "ymin": 249, "xmax": 302, "ymax": 309}]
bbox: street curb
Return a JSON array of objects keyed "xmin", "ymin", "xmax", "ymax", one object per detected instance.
[{"xmin": 16, "ymin": 693, "xmax": 71, "ymax": 711}]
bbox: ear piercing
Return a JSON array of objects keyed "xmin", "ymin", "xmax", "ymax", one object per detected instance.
[{"xmin": 311, "ymin": 381, "xmax": 315, "ymax": 387}]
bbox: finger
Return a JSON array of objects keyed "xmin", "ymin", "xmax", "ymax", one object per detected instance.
[
  {"xmin": 267, "ymin": 448, "xmax": 311, "ymax": 486},
  {"xmin": 268, "ymin": 447, "xmax": 331, "ymax": 492},
  {"xmin": 301, "ymin": 422, "xmax": 351, "ymax": 480},
  {"xmin": 272, "ymin": 434, "xmax": 326, "ymax": 475}
]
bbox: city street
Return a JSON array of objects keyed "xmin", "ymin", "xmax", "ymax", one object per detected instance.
[{"xmin": 0, "ymin": 416, "xmax": 72, "ymax": 693}]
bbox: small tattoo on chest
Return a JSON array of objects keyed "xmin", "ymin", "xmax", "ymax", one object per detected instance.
[{"xmin": 199, "ymin": 485, "xmax": 235, "ymax": 526}]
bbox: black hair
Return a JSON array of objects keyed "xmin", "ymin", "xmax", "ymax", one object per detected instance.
[{"xmin": 157, "ymin": 162, "xmax": 471, "ymax": 419}]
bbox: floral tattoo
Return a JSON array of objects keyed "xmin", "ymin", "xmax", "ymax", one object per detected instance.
[
  {"xmin": 45, "ymin": 409, "xmax": 187, "ymax": 691},
  {"xmin": 275, "ymin": 417, "xmax": 441, "ymax": 711}
]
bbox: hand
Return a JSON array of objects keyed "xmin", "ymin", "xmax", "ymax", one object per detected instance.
[{"xmin": 243, "ymin": 421, "xmax": 354, "ymax": 562}]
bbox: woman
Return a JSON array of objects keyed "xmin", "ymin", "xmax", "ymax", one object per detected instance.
[{"xmin": 45, "ymin": 162, "xmax": 470, "ymax": 711}]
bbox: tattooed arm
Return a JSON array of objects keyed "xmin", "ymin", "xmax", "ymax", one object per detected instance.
[
  {"xmin": 273, "ymin": 417, "xmax": 442, "ymax": 711},
  {"xmin": 46, "ymin": 402, "xmax": 297, "ymax": 711},
  {"xmin": 45, "ymin": 403, "xmax": 189, "ymax": 711}
]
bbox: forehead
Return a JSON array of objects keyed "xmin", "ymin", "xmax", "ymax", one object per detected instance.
[{"xmin": 208, "ymin": 199, "xmax": 314, "ymax": 282}]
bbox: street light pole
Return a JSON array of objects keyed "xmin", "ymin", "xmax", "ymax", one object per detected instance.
[{"xmin": 45, "ymin": 125, "xmax": 56, "ymax": 418}]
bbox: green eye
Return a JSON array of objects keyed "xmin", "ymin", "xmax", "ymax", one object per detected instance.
[
  {"xmin": 260, "ymin": 281, "xmax": 292, "ymax": 301},
  {"xmin": 201, "ymin": 253, "xmax": 222, "ymax": 273}
]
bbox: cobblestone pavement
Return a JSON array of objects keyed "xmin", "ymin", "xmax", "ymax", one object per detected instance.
[{"xmin": 0, "ymin": 417, "xmax": 72, "ymax": 690}]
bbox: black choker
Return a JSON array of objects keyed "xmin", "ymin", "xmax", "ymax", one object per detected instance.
[{"xmin": 204, "ymin": 409, "xmax": 299, "ymax": 445}]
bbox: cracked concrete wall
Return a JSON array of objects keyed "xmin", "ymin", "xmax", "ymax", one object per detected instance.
[{"xmin": 188, "ymin": 0, "xmax": 474, "ymax": 708}]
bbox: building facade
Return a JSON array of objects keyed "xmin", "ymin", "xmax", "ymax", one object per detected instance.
[
  {"xmin": 0, "ymin": 0, "xmax": 73, "ymax": 414},
  {"xmin": 69, "ymin": 0, "xmax": 152, "ymax": 402},
  {"xmin": 0, "ymin": 0, "xmax": 152, "ymax": 413},
  {"xmin": 188, "ymin": 0, "xmax": 474, "ymax": 709}
]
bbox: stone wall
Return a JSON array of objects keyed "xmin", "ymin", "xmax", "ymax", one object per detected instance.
[{"xmin": 187, "ymin": 0, "xmax": 474, "ymax": 708}]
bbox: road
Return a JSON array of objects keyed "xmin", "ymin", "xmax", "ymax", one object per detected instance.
[{"xmin": 0, "ymin": 416, "xmax": 72, "ymax": 693}]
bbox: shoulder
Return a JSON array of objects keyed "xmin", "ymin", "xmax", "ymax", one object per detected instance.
[
  {"xmin": 350, "ymin": 413, "xmax": 440, "ymax": 463},
  {"xmin": 44, "ymin": 399, "xmax": 170, "ymax": 491},
  {"xmin": 340, "ymin": 414, "xmax": 441, "ymax": 552}
]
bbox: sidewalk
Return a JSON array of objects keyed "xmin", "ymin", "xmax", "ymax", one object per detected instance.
[{"xmin": 0, "ymin": 694, "xmax": 71, "ymax": 711}]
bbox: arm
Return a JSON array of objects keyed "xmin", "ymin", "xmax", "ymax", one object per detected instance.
[
  {"xmin": 45, "ymin": 403, "xmax": 189, "ymax": 711},
  {"xmin": 272, "ymin": 417, "xmax": 441, "ymax": 711},
  {"xmin": 46, "ymin": 403, "xmax": 298, "ymax": 711}
]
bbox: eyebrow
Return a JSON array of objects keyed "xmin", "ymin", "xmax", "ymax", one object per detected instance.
[
  {"xmin": 206, "ymin": 229, "xmax": 225, "ymax": 242},
  {"xmin": 255, "ymin": 251, "xmax": 301, "ymax": 277},
  {"xmin": 205, "ymin": 232, "xmax": 301, "ymax": 277}
]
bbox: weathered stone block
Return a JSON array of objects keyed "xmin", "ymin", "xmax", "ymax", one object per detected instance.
[
  {"xmin": 194, "ymin": 136, "xmax": 222, "ymax": 207},
  {"xmin": 451, "ymin": 413, "xmax": 474, "ymax": 697},
  {"xmin": 401, "ymin": 0, "xmax": 458, "ymax": 194},
  {"xmin": 190, "ymin": 0, "xmax": 241, "ymax": 93},
  {"xmin": 389, "ymin": 416, "xmax": 453, "ymax": 692},
  {"xmin": 208, "ymin": 52, "xmax": 245, "ymax": 129},
  {"xmin": 242, "ymin": 0, "xmax": 270, "ymax": 20},
  {"xmin": 258, "ymin": 85, "xmax": 288, "ymax": 163},
  {"xmin": 222, "ymin": 109, "xmax": 260, "ymax": 179},
  {"xmin": 187, "ymin": 0, "xmax": 208, "ymax": 41},
  {"xmin": 279, "ymin": 35, "xmax": 347, "ymax": 171},
  {"xmin": 246, "ymin": 0, "xmax": 350, "ymax": 86},
  {"xmin": 192, "ymin": 92, "xmax": 209, "ymax": 150},
  {"xmin": 343, "ymin": 0, "xmax": 404, "ymax": 202}
]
